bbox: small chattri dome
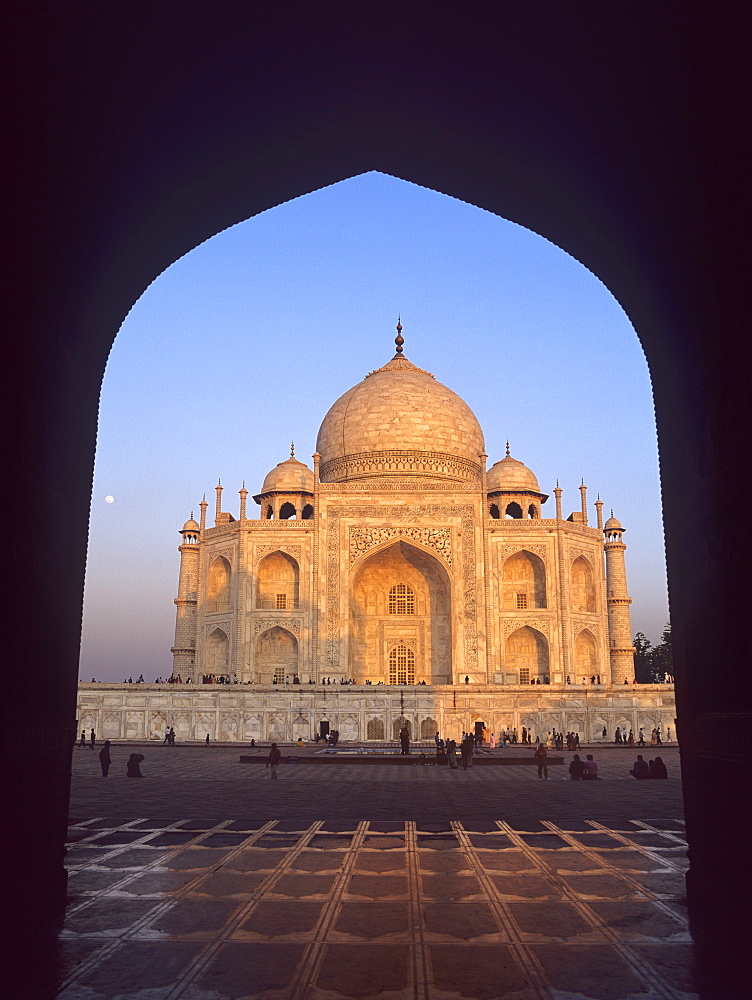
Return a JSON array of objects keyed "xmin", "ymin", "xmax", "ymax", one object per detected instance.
[
  {"xmin": 260, "ymin": 454, "xmax": 314, "ymax": 494},
  {"xmin": 182, "ymin": 518, "xmax": 200, "ymax": 531},
  {"xmin": 604, "ymin": 514, "xmax": 623, "ymax": 530},
  {"xmin": 486, "ymin": 452, "xmax": 541, "ymax": 493}
]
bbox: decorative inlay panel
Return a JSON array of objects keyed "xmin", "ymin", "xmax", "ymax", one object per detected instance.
[
  {"xmin": 570, "ymin": 547, "xmax": 596, "ymax": 564},
  {"xmin": 320, "ymin": 450, "xmax": 481, "ymax": 485},
  {"xmin": 209, "ymin": 547, "xmax": 234, "ymax": 564},
  {"xmin": 204, "ymin": 621, "xmax": 231, "ymax": 637},
  {"xmin": 253, "ymin": 618, "xmax": 301, "ymax": 636},
  {"xmin": 256, "ymin": 544, "xmax": 302, "ymax": 561},
  {"xmin": 385, "ymin": 637, "xmax": 418, "ymax": 653},
  {"xmin": 350, "ymin": 526, "xmax": 452, "ymax": 566},
  {"xmin": 571, "ymin": 621, "xmax": 598, "ymax": 638},
  {"xmin": 497, "ymin": 544, "xmax": 548, "ymax": 562},
  {"xmin": 319, "ymin": 480, "xmax": 476, "ymax": 491},
  {"xmin": 503, "ymin": 619, "xmax": 551, "ymax": 637},
  {"xmin": 379, "ymin": 621, "xmax": 425, "ymax": 657}
]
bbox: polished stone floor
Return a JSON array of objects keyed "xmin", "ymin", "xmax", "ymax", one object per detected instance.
[{"xmin": 47, "ymin": 745, "xmax": 699, "ymax": 999}]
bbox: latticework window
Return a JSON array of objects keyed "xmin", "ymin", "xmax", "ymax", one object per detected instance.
[
  {"xmin": 389, "ymin": 645, "xmax": 415, "ymax": 685},
  {"xmin": 516, "ymin": 592, "xmax": 528, "ymax": 609},
  {"xmin": 388, "ymin": 583, "xmax": 415, "ymax": 615},
  {"xmin": 275, "ymin": 593, "xmax": 287, "ymax": 609},
  {"xmin": 519, "ymin": 667, "xmax": 530, "ymax": 684}
]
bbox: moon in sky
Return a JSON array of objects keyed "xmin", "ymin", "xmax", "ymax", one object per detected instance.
[{"xmin": 105, "ymin": 495, "xmax": 115, "ymax": 504}]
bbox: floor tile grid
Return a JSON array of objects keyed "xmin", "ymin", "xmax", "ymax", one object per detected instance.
[
  {"xmin": 547, "ymin": 821, "xmax": 689, "ymax": 905},
  {"xmin": 584, "ymin": 820, "xmax": 689, "ymax": 877},
  {"xmin": 161, "ymin": 821, "xmax": 327, "ymax": 999},
  {"xmin": 59, "ymin": 819, "xmax": 280, "ymax": 992},
  {"xmin": 404, "ymin": 821, "xmax": 433, "ymax": 1000},
  {"xmin": 64, "ymin": 819, "xmax": 245, "ymax": 921},
  {"xmin": 66, "ymin": 817, "xmax": 181, "ymax": 860},
  {"xmin": 65, "ymin": 818, "xmax": 230, "ymax": 879},
  {"xmin": 504, "ymin": 821, "xmax": 685, "ymax": 1000},
  {"xmin": 450, "ymin": 823, "xmax": 554, "ymax": 1000},
  {"xmin": 283, "ymin": 821, "xmax": 371, "ymax": 999},
  {"xmin": 623, "ymin": 819, "xmax": 689, "ymax": 846}
]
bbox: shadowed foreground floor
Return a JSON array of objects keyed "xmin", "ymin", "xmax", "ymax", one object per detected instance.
[{"xmin": 29, "ymin": 744, "xmax": 699, "ymax": 999}]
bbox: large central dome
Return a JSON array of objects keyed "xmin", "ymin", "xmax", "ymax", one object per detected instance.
[{"xmin": 316, "ymin": 331, "xmax": 485, "ymax": 484}]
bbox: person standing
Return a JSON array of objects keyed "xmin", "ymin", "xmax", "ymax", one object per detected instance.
[
  {"xmin": 78, "ymin": 731, "xmax": 86, "ymax": 748},
  {"xmin": 489, "ymin": 732, "xmax": 495, "ymax": 749},
  {"xmin": 205, "ymin": 734, "xmax": 210, "ymax": 746},
  {"xmin": 400, "ymin": 726, "xmax": 410, "ymax": 755},
  {"xmin": 534, "ymin": 742, "xmax": 548, "ymax": 780},
  {"xmin": 98, "ymin": 740, "xmax": 111, "ymax": 776},
  {"xmin": 460, "ymin": 734, "xmax": 474, "ymax": 769},
  {"xmin": 89, "ymin": 728, "xmax": 96, "ymax": 749},
  {"xmin": 267, "ymin": 742, "xmax": 282, "ymax": 779}
]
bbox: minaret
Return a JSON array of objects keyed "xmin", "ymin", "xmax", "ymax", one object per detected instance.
[
  {"xmin": 552, "ymin": 480, "xmax": 570, "ymax": 677},
  {"xmin": 579, "ymin": 480, "xmax": 588, "ymax": 524},
  {"xmin": 171, "ymin": 514, "xmax": 201, "ymax": 680},
  {"xmin": 603, "ymin": 511, "xmax": 636, "ymax": 684},
  {"xmin": 595, "ymin": 494, "xmax": 604, "ymax": 530},
  {"xmin": 554, "ymin": 481, "xmax": 563, "ymax": 520},
  {"xmin": 239, "ymin": 482, "xmax": 248, "ymax": 521},
  {"xmin": 199, "ymin": 495, "xmax": 208, "ymax": 534},
  {"xmin": 215, "ymin": 481, "xmax": 223, "ymax": 526}
]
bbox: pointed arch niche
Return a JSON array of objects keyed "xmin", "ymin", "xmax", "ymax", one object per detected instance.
[
  {"xmin": 254, "ymin": 626, "xmax": 298, "ymax": 683},
  {"xmin": 502, "ymin": 550, "xmax": 547, "ymax": 609},
  {"xmin": 207, "ymin": 556, "xmax": 231, "ymax": 612},
  {"xmin": 350, "ymin": 540, "xmax": 451, "ymax": 684},
  {"xmin": 256, "ymin": 550, "xmax": 299, "ymax": 610},
  {"xmin": 574, "ymin": 629, "xmax": 599, "ymax": 679},
  {"xmin": 505, "ymin": 626, "xmax": 549, "ymax": 683},
  {"xmin": 571, "ymin": 556, "xmax": 596, "ymax": 613},
  {"xmin": 205, "ymin": 627, "xmax": 230, "ymax": 675}
]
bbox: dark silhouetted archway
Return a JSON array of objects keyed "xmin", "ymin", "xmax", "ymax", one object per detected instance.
[{"xmin": 7, "ymin": 7, "xmax": 751, "ymax": 992}]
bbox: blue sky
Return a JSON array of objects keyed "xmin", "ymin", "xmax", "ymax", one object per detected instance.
[{"xmin": 79, "ymin": 171, "xmax": 668, "ymax": 681}]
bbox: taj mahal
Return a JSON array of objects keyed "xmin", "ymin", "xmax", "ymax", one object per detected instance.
[{"xmin": 77, "ymin": 324, "xmax": 676, "ymax": 743}]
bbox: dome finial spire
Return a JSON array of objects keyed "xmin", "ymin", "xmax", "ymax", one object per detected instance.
[
  {"xmin": 290, "ymin": 441, "xmax": 295, "ymax": 458},
  {"xmin": 505, "ymin": 440, "xmax": 510, "ymax": 457},
  {"xmin": 394, "ymin": 316, "xmax": 404, "ymax": 355}
]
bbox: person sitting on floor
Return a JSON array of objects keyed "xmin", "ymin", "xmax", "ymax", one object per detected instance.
[
  {"xmin": 568, "ymin": 754, "xmax": 586, "ymax": 780},
  {"xmin": 630, "ymin": 754, "xmax": 650, "ymax": 779},
  {"xmin": 649, "ymin": 756, "xmax": 668, "ymax": 778},
  {"xmin": 582, "ymin": 753, "xmax": 599, "ymax": 779}
]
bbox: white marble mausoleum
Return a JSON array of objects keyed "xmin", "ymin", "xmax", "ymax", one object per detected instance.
[{"xmin": 77, "ymin": 324, "xmax": 675, "ymax": 742}]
